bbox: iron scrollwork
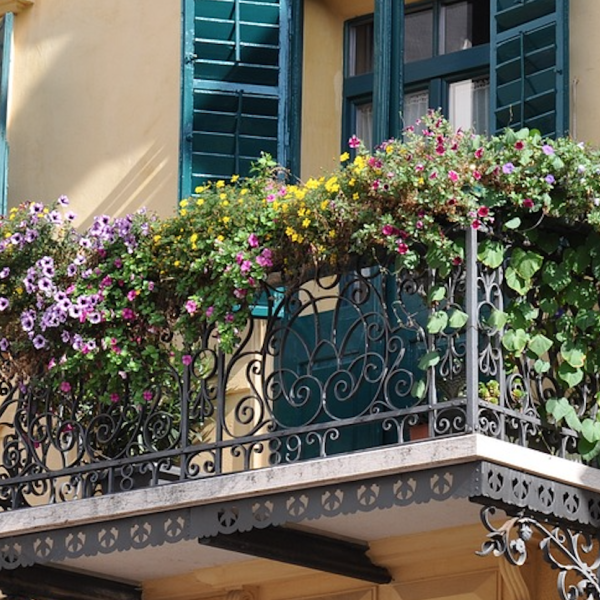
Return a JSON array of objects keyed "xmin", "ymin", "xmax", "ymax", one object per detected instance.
[{"xmin": 478, "ymin": 506, "xmax": 600, "ymax": 600}]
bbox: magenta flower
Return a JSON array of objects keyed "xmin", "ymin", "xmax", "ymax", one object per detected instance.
[
  {"xmin": 448, "ymin": 170, "xmax": 458, "ymax": 182},
  {"xmin": 241, "ymin": 259, "xmax": 253, "ymax": 274},
  {"xmin": 256, "ymin": 248, "xmax": 273, "ymax": 268},
  {"xmin": 397, "ymin": 242, "xmax": 409, "ymax": 255},
  {"xmin": 474, "ymin": 147, "xmax": 484, "ymax": 159},
  {"xmin": 122, "ymin": 308, "xmax": 135, "ymax": 320},
  {"xmin": 185, "ymin": 299, "xmax": 198, "ymax": 315},
  {"xmin": 522, "ymin": 198, "xmax": 534, "ymax": 209},
  {"xmin": 348, "ymin": 135, "xmax": 361, "ymax": 149},
  {"xmin": 514, "ymin": 141, "xmax": 525, "ymax": 150},
  {"xmin": 477, "ymin": 206, "xmax": 489, "ymax": 218},
  {"xmin": 110, "ymin": 393, "xmax": 120, "ymax": 403},
  {"xmin": 143, "ymin": 390, "xmax": 153, "ymax": 402},
  {"xmin": 248, "ymin": 233, "xmax": 259, "ymax": 248},
  {"xmin": 471, "ymin": 219, "xmax": 481, "ymax": 230},
  {"xmin": 382, "ymin": 225, "xmax": 400, "ymax": 237},
  {"xmin": 182, "ymin": 354, "xmax": 193, "ymax": 366},
  {"xmin": 127, "ymin": 290, "xmax": 137, "ymax": 301},
  {"xmin": 60, "ymin": 381, "xmax": 72, "ymax": 393},
  {"xmin": 206, "ymin": 306, "xmax": 214, "ymax": 318}
]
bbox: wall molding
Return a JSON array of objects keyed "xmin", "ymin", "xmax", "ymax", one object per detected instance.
[{"xmin": 0, "ymin": 0, "xmax": 34, "ymax": 15}]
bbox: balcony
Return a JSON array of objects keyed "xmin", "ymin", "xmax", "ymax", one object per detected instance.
[{"xmin": 0, "ymin": 226, "xmax": 585, "ymax": 512}]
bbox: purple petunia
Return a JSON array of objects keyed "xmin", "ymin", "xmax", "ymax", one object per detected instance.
[{"xmin": 0, "ymin": 297, "xmax": 9, "ymax": 311}]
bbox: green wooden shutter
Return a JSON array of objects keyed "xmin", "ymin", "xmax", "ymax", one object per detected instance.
[
  {"xmin": 491, "ymin": 0, "xmax": 569, "ymax": 137},
  {"xmin": 0, "ymin": 13, "xmax": 12, "ymax": 214},
  {"xmin": 181, "ymin": 0, "xmax": 289, "ymax": 195}
]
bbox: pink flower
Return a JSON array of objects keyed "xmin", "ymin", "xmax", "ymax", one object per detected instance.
[
  {"xmin": 477, "ymin": 206, "xmax": 489, "ymax": 218},
  {"xmin": 122, "ymin": 308, "xmax": 135, "ymax": 320},
  {"xmin": 416, "ymin": 220, "xmax": 424, "ymax": 229},
  {"xmin": 225, "ymin": 313, "xmax": 234, "ymax": 323},
  {"xmin": 143, "ymin": 390, "xmax": 153, "ymax": 402},
  {"xmin": 185, "ymin": 299, "xmax": 198, "ymax": 315},
  {"xmin": 241, "ymin": 259, "xmax": 253, "ymax": 274},
  {"xmin": 471, "ymin": 219, "xmax": 481, "ymax": 229},
  {"xmin": 348, "ymin": 135, "xmax": 361, "ymax": 149},
  {"xmin": 522, "ymin": 198, "xmax": 534, "ymax": 208},
  {"xmin": 415, "ymin": 164, "xmax": 424, "ymax": 172},
  {"xmin": 473, "ymin": 170, "xmax": 482, "ymax": 181},
  {"xmin": 514, "ymin": 141, "xmax": 524, "ymax": 150},
  {"xmin": 60, "ymin": 381, "xmax": 71, "ymax": 393},
  {"xmin": 452, "ymin": 256, "xmax": 463, "ymax": 266},
  {"xmin": 542, "ymin": 144, "xmax": 554, "ymax": 155},
  {"xmin": 206, "ymin": 306, "xmax": 214, "ymax": 318},
  {"xmin": 397, "ymin": 242, "xmax": 409, "ymax": 255},
  {"xmin": 110, "ymin": 393, "xmax": 120, "ymax": 403},
  {"xmin": 435, "ymin": 145, "xmax": 445, "ymax": 156},
  {"xmin": 248, "ymin": 233, "xmax": 259, "ymax": 248},
  {"xmin": 127, "ymin": 290, "xmax": 137, "ymax": 301},
  {"xmin": 182, "ymin": 354, "xmax": 193, "ymax": 366},
  {"xmin": 114, "ymin": 258, "xmax": 123, "ymax": 268},
  {"xmin": 448, "ymin": 170, "xmax": 458, "ymax": 182},
  {"xmin": 474, "ymin": 147, "xmax": 484, "ymax": 159},
  {"xmin": 372, "ymin": 180, "xmax": 380, "ymax": 191},
  {"xmin": 256, "ymin": 248, "xmax": 273, "ymax": 268}
]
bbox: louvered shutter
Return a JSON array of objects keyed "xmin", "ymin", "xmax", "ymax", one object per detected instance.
[
  {"xmin": 491, "ymin": 0, "xmax": 569, "ymax": 137},
  {"xmin": 183, "ymin": 0, "xmax": 288, "ymax": 192},
  {"xmin": 0, "ymin": 13, "xmax": 12, "ymax": 214}
]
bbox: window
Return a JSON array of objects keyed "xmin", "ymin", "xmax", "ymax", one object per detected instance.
[
  {"xmin": 180, "ymin": 0, "xmax": 302, "ymax": 197},
  {"xmin": 341, "ymin": 0, "xmax": 568, "ymax": 148}
]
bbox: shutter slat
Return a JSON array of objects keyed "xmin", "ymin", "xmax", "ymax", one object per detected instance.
[{"xmin": 491, "ymin": 0, "xmax": 568, "ymax": 137}]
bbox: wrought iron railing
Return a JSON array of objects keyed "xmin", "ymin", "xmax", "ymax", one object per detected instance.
[{"xmin": 0, "ymin": 229, "xmax": 584, "ymax": 510}]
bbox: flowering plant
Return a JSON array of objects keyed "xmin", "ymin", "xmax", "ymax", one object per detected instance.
[{"xmin": 3, "ymin": 112, "xmax": 600, "ymax": 458}]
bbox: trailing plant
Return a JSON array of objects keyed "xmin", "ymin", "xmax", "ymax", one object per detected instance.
[{"xmin": 3, "ymin": 111, "xmax": 600, "ymax": 458}]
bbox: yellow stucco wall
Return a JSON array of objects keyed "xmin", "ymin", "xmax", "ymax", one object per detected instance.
[
  {"xmin": 6, "ymin": 0, "xmax": 181, "ymax": 222},
  {"xmin": 143, "ymin": 523, "xmax": 559, "ymax": 600},
  {"xmin": 569, "ymin": 1, "xmax": 600, "ymax": 146}
]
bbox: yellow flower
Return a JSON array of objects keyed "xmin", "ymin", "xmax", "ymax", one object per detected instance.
[
  {"xmin": 195, "ymin": 185, "xmax": 208, "ymax": 193},
  {"xmin": 231, "ymin": 174, "xmax": 240, "ymax": 183},
  {"xmin": 386, "ymin": 145, "xmax": 394, "ymax": 154},
  {"xmin": 328, "ymin": 230, "xmax": 336, "ymax": 238},
  {"xmin": 220, "ymin": 193, "xmax": 227, "ymax": 201},
  {"xmin": 174, "ymin": 260, "xmax": 181, "ymax": 267},
  {"xmin": 241, "ymin": 188, "xmax": 248, "ymax": 195},
  {"xmin": 302, "ymin": 218, "xmax": 311, "ymax": 228},
  {"xmin": 16, "ymin": 287, "xmax": 23, "ymax": 295},
  {"xmin": 217, "ymin": 235, "xmax": 224, "ymax": 242},
  {"xmin": 354, "ymin": 155, "xmax": 366, "ymax": 170},
  {"xmin": 153, "ymin": 234, "xmax": 162, "ymax": 243},
  {"xmin": 190, "ymin": 233, "xmax": 198, "ymax": 243},
  {"xmin": 222, "ymin": 199, "xmax": 229, "ymax": 206},
  {"xmin": 320, "ymin": 200, "xmax": 329, "ymax": 211},
  {"xmin": 222, "ymin": 216, "xmax": 230, "ymax": 224},
  {"xmin": 294, "ymin": 188, "xmax": 306, "ymax": 200},
  {"xmin": 340, "ymin": 152, "xmax": 350, "ymax": 162},
  {"xmin": 179, "ymin": 199, "xmax": 189, "ymax": 208},
  {"xmin": 353, "ymin": 193, "xmax": 359, "ymax": 200},
  {"xmin": 196, "ymin": 198, "xmax": 205, "ymax": 206},
  {"xmin": 181, "ymin": 209, "xmax": 187, "ymax": 216},
  {"xmin": 306, "ymin": 178, "xmax": 320, "ymax": 190},
  {"xmin": 325, "ymin": 176, "xmax": 339, "ymax": 193},
  {"xmin": 349, "ymin": 178, "xmax": 355, "ymax": 186},
  {"xmin": 216, "ymin": 180, "xmax": 225, "ymax": 188}
]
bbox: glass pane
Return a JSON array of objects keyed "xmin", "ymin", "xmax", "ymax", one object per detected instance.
[
  {"xmin": 441, "ymin": 0, "xmax": 490, "ymax": 55},
  {"xmin": 405, "ymin": 9, "xmax": 433, "ymax": 63},
  {"xmin": 441, "ymin": 1, "xmax": 472, "ymax": 54},
  {"xmin": 448, "ymin": 77, "xmax": 489, "ymax": 134},
  {"xmin": 348, "ymin": 20, "xmax": 374, "ymax": 76},
  {"xmin": 403, "ymin": 90, "xmax": 429, "ymax": 133},
  {"xmin": 355, "ymin": 102, "xmax": 373, "ymax": 148}
]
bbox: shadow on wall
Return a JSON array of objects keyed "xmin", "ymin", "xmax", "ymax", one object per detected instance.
[{"xmin": 6, "ymin": 0, "xmax": 180, "ymax": 221}]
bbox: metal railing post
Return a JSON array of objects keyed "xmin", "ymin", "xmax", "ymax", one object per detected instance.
[{"xmin": 465, "ymin": 226, "xmax": 479, "ymax": 432}]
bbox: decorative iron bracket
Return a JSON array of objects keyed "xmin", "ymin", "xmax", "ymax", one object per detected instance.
[{"xmin": 478, "ymin": 506, "xmax": 600, "ymax": 600}]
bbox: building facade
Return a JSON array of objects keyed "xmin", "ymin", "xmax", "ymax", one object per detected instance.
[{"xmin": 1, "ymin": 2, "xmax": 600, "ymax": 600}]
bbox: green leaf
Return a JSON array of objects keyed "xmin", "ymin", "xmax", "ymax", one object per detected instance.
[
  {"xmin": 533, "ymin": 359, "xmax": 551, "ymax": 374},
  {"xmin": 541, "ymin": 262, "xmax": 570, "ymax": 292},
  {"xmin": 511, "ymin": 248, "xmax": 543, "ymax": 280},
  {"xmin": 546, "ymin": 397, "xmax": 572, "ymax": 422},
  {"xmin": 427, "ymin": 311, "xmax": 449, "ymax": 334},
  {"xmin": 580, "ymin": 419, "xmax": 600, "ymax": 443},
  {"xmin": 428, "ymin": 285, "xmax": 446, "ymax": 304},
  {"xmin": 502, "ymin": 328, "xmax": 529, "ymax": 355},
  {"xmin": 448, "ymin": 309, "xmax": 468, "ymax": 329},
  {"xmin": 560, "ymin": 341, "xmax": 587, "ymax": 368},
  {"xmin": 418, "ymin": 351, "xmax": 440, "ymax": 370},
  {"xmin": 527, "ymin": 334, "xmax": 553, "ymax": 357},
  {"xmin": 504, "ymin": 217, "xmax": 521, "ymax": 230},
  {"xmin": 505, "ymin": 266, "xmax": 531, "ymax": 295},
  {"xmin": 477, "ymin": 240, "xmax": 505, "ymax": 269},
  {"xmin": 558, "ymin": 362, "xmax": 584, "ymax": 387},
  {"xmin": 486, "ymin": 309, "xmax": 508, "ymax": 330},
  {"xmin": 411, "ymin": 379, "xmax": 427, "ymax": 399}
]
